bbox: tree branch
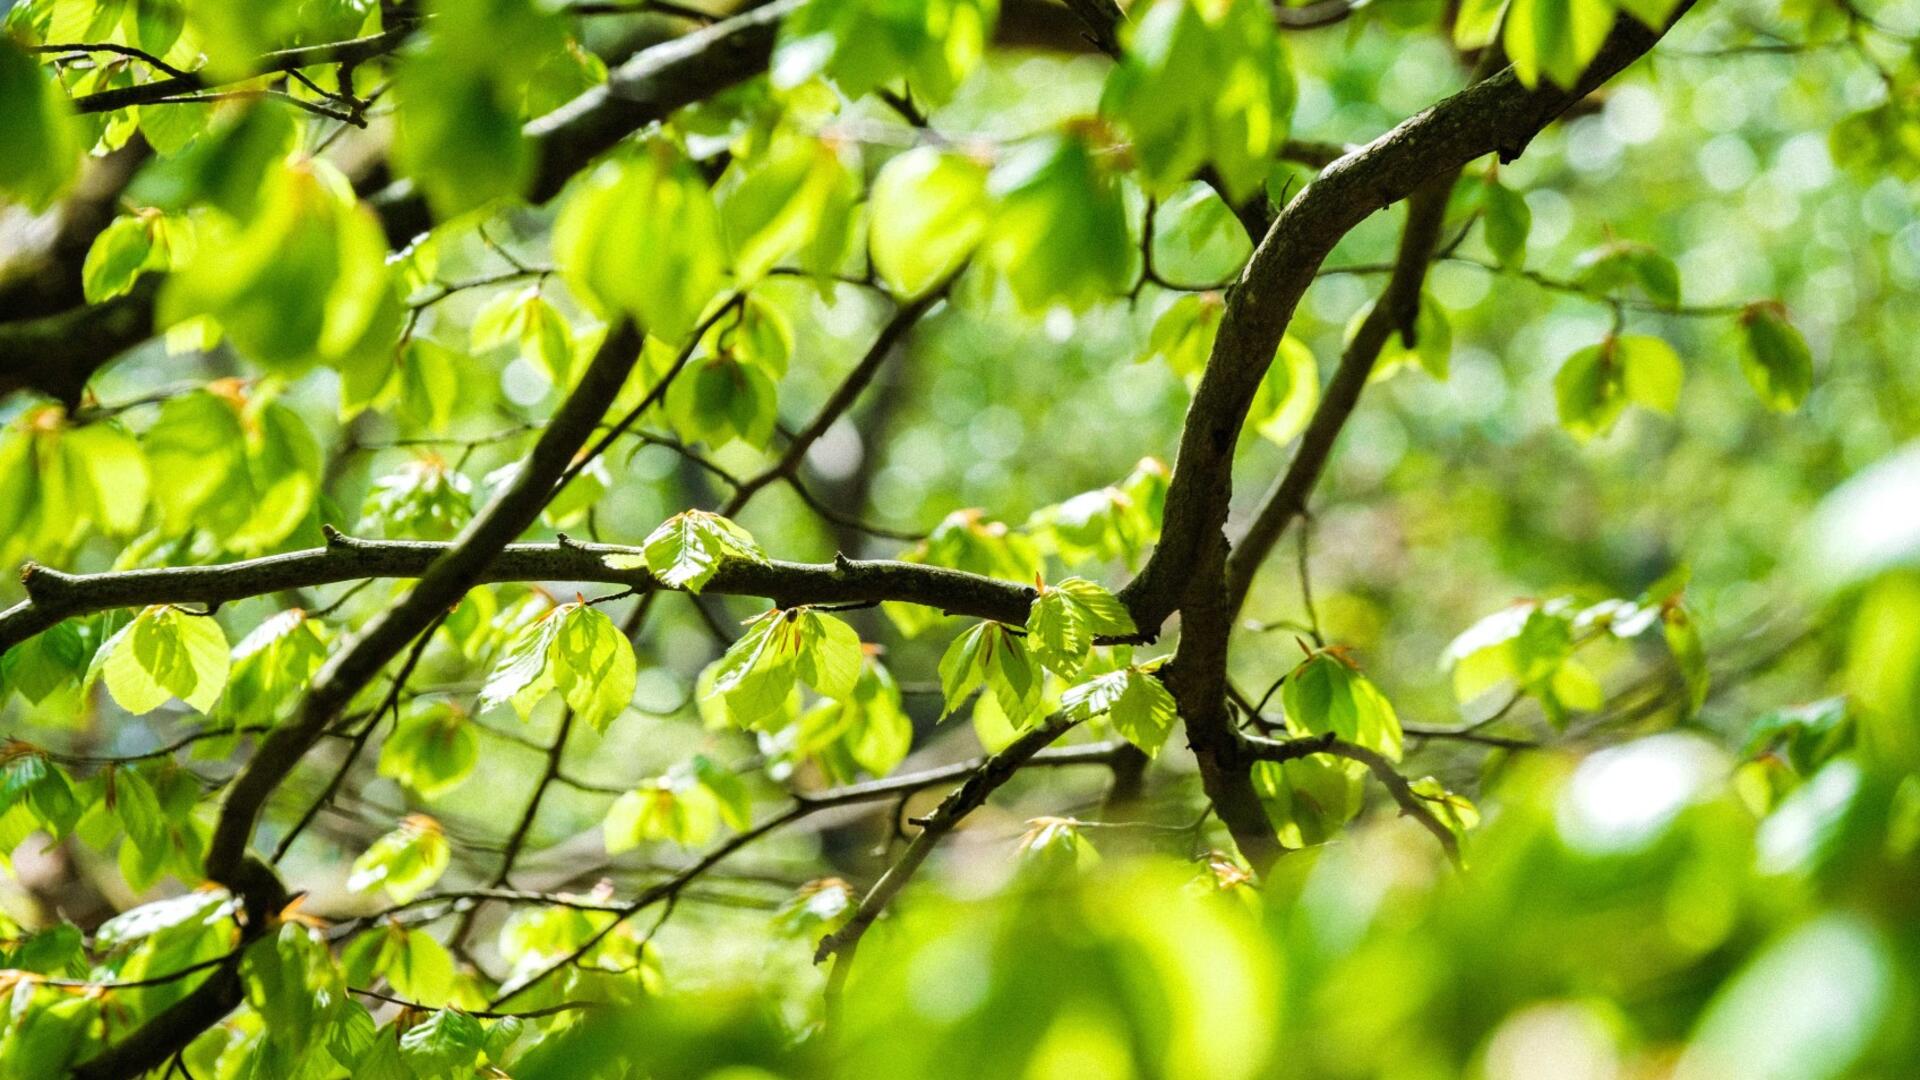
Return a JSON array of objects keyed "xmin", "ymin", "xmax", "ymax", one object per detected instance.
[
  {"xmin": 721, "ymin": 287, "xmax": 945, "ymax": 516},
  {"xmin": 1118, "ymin": 7, "xmax": 1695, "ymax": 633},
  {"xmin": 1241, "ymin": 733, "xmax": 1462, "ymax": 863},
  {"xmin": 65, "ymin": 25, "xmax": 414, "ymax": 115},
  {"xmin": 70, "ymin": 323, "xmax": 643, "ymax": 1080},
  {"xmin": 0, "ymin": 0, "xmax": 796, "ymax": 410},
  {"xmin": 812, "ymin": 715, "xmax": 1083, "ymax": 1007},
  {"xmin": 1222, "ymin": 172, "xmax": 1454, "ymax": 618},
  {"xmin": 3, "ymin": 539, "xmax": 1043, "ymax": 659}
]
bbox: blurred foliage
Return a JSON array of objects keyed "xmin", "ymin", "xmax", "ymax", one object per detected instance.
[{"xmin": 1, "ymin": 0, "xmax": 1920, "ymax": 1076}]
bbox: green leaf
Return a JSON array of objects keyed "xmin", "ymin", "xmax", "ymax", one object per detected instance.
[
  {"xmin": 0, "ymin": 987, "xmax": 100, "ymax": 1076},
  {"xmin": 1482, "ymin": 174, "xmax": 1532, "ymax": 267},
  {"xmin": 344, "ymin": 924, "xmax": 457, "ymax": 1007},
  {"xmin": 1664, "ymin": 604, "xmax": 1710, "ymax": 718},
  {"xmin": 605, "ymin": 778, "xmax": 718, "ymax": 851},
  {"xmin": 1017, "ymin": 815, "xmax": 1100, "ymax": 874},
  {"xmin": 229, "ymin": 399, "xmax": 324, "ymax": 553},
  {"xmin": 1553, "ymin": 338, "xmax": 1627, "ymax": 441},
  {"xmin": 1101, "ymin": 0, "xmax": 1296, "ymax": 201},
  {"xmin": 1575, "ymin": 241, "xmax": 1682, "ymax": 308},
  {"xmin": 60, "ymin": 421, "xmax": 151, "ymax": 535},
  {"xmin": 939, "ymin": 620, "xmax": 1044, "ymax": 724},
  {"xmin": 869, "ymin": 146, "xmax": 989, "ymax": 298},
  {"xmin": 391, "ymin": 0, "xmax": 570, "ymax": 216},
  {"xmin": 1249, "ymin": 335, "xmax": 1320, "ymax": 446},
  {"xmin": 224, "ymin": 609, "xmax": 329, "ymax": 725},
  {"xmin": 1281, "ymin": 652, "xmax": 1403, "ymax": 761},
  {"xmin": 984, "ymin": 133, "xmax": 1133, "ymax": 312},
  {"xmin": 480, "ymin": 602, "xmax": 636, "ymax": 731},
  {"xmin": 81, "ymin": 213, "xmax": 162, "ymax": 303},
  {"xmin": 379, "ymin": 704, "xmax": 479, "ymax": 800},
  {"xmin": 1, "ymin": 621, "xmax": 88, "ymax": 707},
  {"xmin": 348, "ymin": 814, "xmax": 452, "ymax": 903},
  {"xmin": 556, "ymin": 603, "xmax": 639, "ymax": 731},
  {"xmin": 717, "ymin": 128, "xmax": 861, "ymax": 285},
  {"xmin": 1555, "ymin": 334, "xmax": 1682, "ymax": 439},
  {"xmin": 1, "ymin": 754, "xmax": 80, "ymax": 838},
  {"xmin": 1146, "ymin": 291, "xmax": 1227, "ymax": 381},
  {"xmin": 361, "ymin": 457, "xmax": 475, "ymax": 541},
  {"xmin": 1504, "ymin": 0, "xmax": 1616, "ymax": 90},
  {"xmin": 773, "ymin": 0, "xmax": 998, "ymax": 104},
  {"xmin": 621, "ymin": 510, "xmax": 767, "ymax": 593},
  {"xmin": 241, "ymin": 923, "xmax": 339, "ymax": 1057},
  {"xmin": 792, "ymin": 608, "xmax": 865, "ymax": 701},
  {"xmin": 1739, "ymin": 302, "xmax": 1814, "ymax": 412},
  {"xmin": 471, "ymin": 286, "xmax": 576, "ymax": 386},
  {"xmin": 1443, "ymin": 598, "xmax": 1609, "ymax": 724},
  {"xmin": 159, "ymin": 158, "xmax": 398, "ymax": 375},
  {"xmin": 1453, "ymin": 0, "xmax": 1510, "ymax": 49},
  {"xmin": 126, "ymin": 103, "xmax": 297, "ymax": 218},
  {"xmin": 708, "ymin": 610, "xmax": 800, "ymax": 727},
  {"xmin": 555, "ymin": 139, "xmax": 728, "ymax": 346},
  {"xmin": 399, "ymin": 1008, "xmax": 487, "ymax": 1078},
  {"xmin": 1618, "ymin": 334, "xmax": 1684, "ymax": 414},
  {"xmin": 1026, "ymin": 578, "xmax": 1135, "ymax": 674},
  {"xmin": 664, "ymin": 354, "xmax": 781, "ymax": 449},
  {"xmin": 1027, "ymin": 481, "xmax": 1157, "ymax": 569},
  {"xmin": 139, "ymin": 390, "xmax": 250, "ymax": 536},
  {"xmin": 690, "ymin": 754, "xmax": 754, "ymax": 832},
  {"xmin": 99, "ymin": 605, "xmax": 231, "ymax": 715},
  {"xmin": 394, "ymin": 67, "xmax": 526, "ymax": 222},
  {"xmin": 796, "ymin": 653, "xmax": 915, "ymax": 779},
  {"xmin": 1062, "ymin": 666, "xmax": 1178, "ymax": 756},
  {"xmin": 705, "ymin": 606, "xmax": 864, "ymax": 728},
  {"xmin": 0, "ymin": 39, "xmax": 81, "ymax": 210},
  {"xmin": 1253, "ymin": 754, "xmax": 1365, "ymax": 846}
]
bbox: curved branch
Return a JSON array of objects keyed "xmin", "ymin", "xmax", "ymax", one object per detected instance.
[
  {"xmin": 1119, "ymin": 7, "xmax": 1696, "ymax": 632},
  {"xmin": 370, "ymin": 0, "xmax": 803, "ymax": 243},
  {"xmin": 1223, "ymin": 172, "xmax": 1454, "ymax": 618}
]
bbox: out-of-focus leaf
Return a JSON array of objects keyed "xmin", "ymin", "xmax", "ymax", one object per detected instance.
[
  {"xmin": 1738, "ymin": 302, "xmax": 1814, "ymax": 411},
  {"xmin": 347, "ymin": 814, "xmax": 452, "ymax": 903}
]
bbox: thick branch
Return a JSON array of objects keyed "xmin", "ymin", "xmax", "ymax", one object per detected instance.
[
  {"xmin": 371, "ymin": 0, "xmax": 802, "ymax": 243},
  {"xmin": 3, "ymin": 539, "xmax": 1040, "ymax": 659},
  {"xmin": 1119, "ymin": 9, "xmax": 1693, "ymax": 632},
  {"xmin": 1222, "ymin": 173, "xmax": 1454, "ymax": 618}
]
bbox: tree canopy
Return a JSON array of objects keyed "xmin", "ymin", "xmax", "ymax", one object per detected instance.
[{"xmin": 1, "ymin": 0, "xmax": 1918, "ymax": 1077}]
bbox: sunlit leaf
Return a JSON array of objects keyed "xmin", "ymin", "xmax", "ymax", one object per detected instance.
[
  {"xmin": 98, "ymin": 605, "xmax": 230, "ymax": 716},
  {"xmin": 347, "ymin": 814, "xmax": 452, "ymax": 903}
]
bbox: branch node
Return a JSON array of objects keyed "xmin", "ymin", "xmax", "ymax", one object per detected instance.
[{"xmin": 18, "ymin": 562, "xmax": 75, "ymax": 604}]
